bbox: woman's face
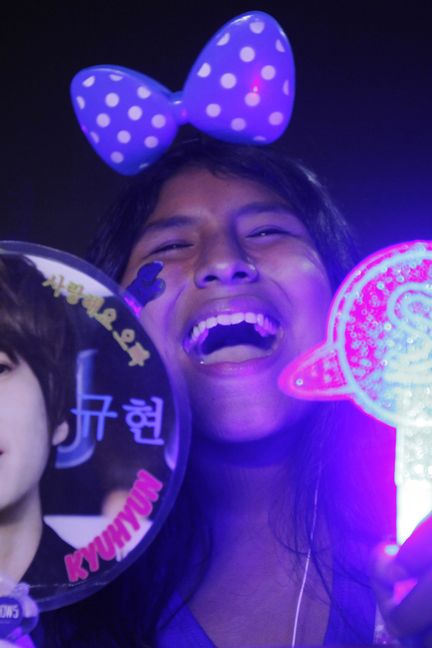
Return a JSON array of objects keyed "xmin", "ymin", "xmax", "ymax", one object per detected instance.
[
  {"xmin": 122, "ymin": 169, "xmax": 333, "ymax": 442},
  {"xmin": 0, "ymin": 352, "xmax": 66, "ymax": 514}
]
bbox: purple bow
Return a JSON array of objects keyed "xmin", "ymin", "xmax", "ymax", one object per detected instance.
[{"xmin": 70, "ymin": 11, "xmax": 295, "ymax": 176}]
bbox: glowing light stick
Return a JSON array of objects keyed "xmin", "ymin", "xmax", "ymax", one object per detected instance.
[{"xmin": 279, "ymin": 241, "xmax": 432, "ymax": 544}]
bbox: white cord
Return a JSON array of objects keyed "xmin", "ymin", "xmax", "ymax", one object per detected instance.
[{"xmin": 290, "ymin": 476, "xmax": 320, "ymax": 647}]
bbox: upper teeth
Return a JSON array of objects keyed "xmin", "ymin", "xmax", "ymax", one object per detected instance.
[{"xmin": 189, "ymin": 311, "xmax": 278, "ymax": 346}]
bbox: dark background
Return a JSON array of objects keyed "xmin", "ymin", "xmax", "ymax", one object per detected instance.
[{"xmin": 1, "ymin": 1, "xmax": 431, "ymax": 261}]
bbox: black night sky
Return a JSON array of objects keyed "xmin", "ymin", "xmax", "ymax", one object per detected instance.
[{"xmin": 1, "ymin": 1, "xmax": 431, "ymax": 261}]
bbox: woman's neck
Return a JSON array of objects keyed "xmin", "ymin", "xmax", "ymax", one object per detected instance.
[
  {"xmin": 188, "ymin": 428, "xmax": 298, "ymax": 544},
  {"xmin": 185, "ymin": 427, "xmax": 331, "ymax": 648},
  {"xmin": 0, "ymin": 491, "xmax": 43, "ymax": 582}
]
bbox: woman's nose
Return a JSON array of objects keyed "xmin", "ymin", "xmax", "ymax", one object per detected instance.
[{"xmin": 194, "ymin": 235, "xmax": 258, "ymax": 287}]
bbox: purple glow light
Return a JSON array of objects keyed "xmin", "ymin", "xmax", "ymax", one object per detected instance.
[{"xmin": 279, "ymin": 241, "xmax": 432, "ymax": 544}]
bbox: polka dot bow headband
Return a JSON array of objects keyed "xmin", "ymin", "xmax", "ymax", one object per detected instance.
[{"xmin": 70, "ymin": 11, "xmax": 295, "ymax": 175}]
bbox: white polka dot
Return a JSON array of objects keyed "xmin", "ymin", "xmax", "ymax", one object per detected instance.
[
  {"xmin": 105, "ymin": 92, "xmax": 120, "ymax": 107},
  {"xmin": 117, "ymin": 130, "xmax": 131, "ymax": 143},
  {"xmin": 231, "ymin": 118, "xmax": 246, "ymax": 131},
  {"xmin": 220, "ymin": 73, "xmax": 237, "ymax": 89},
  {"xmin": 269, "ymin": 111, "xmax": 284, "ymax": 125},
  {"xmin": 90, "ymin": 131, "xmax": 100, "ymax": 143},
  {"xmin": 151, "ymin": 114, "xmax": 167, "ymax": 128},
  {"xmin": 217, "ymin": 32, "xmax": 230, "ymax": 46},
  {"xmin": 128, "ymin": 106, "xmax": 143, "ymax": 120},
  {"xmin": 83, "ymin": 75, "xmax": 95, "ymax": 88},
  {"xmin": 137, "ymin": 86, "xmax": 151, "ymax": 99},
  {"xmin": 76, "ymin": 96, "xmax": 85, "ymax": 109},
  {"xmin": 275, "ymin": 39, "xmax": 286, "ymax": 52},
  {"xmin": 240, "ymin": 46, "xmax": 255, "ymax": 62},
  {"xmin": 111, "ymin": 151, "xmax": 124, "ymax": 164},
  {"xmin": 249, "ymin": 20, "xmax": 265, "ymax": 34},
  {"xmin": 206, "ymin": 103, "xmax": 221, "ymax": 117},
  {"xmin": 261, "ymin": 65, "xmax": 276, "ymax": 80},
  {"xmin": 139, "ymin": 162, "xmax": 150, "ymax": 170},
  {"xmin": 197, "ymin": 62, "xmax": 211, "ymax": 77},
  {"xmin": 283, "ymin": 80, "xmax": 290, "ymax": 95},
  {"xmin": 245, "ymin": 92, "xmax": 260, "ymax": 107},
  {"xmin": 144, "ymin": 136, "xmax": 159, "ymax": 148},
  {"xmin": 109, "ymin": 74, "xmax": 123, "ymax": 81},
  {"xmin": 254, "ymin": 135, "xmax": 267, "ymax": 142},
  {"xmin": 96, "ymin": 113, "xmax": 110, "ymax": 127}
]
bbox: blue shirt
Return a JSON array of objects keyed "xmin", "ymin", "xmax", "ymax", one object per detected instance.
[{"xmin": 156, "ymin": 568, "xmax": 376, "ymax": 647}]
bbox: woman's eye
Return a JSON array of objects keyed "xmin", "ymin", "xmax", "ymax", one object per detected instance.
[
  {"xmin": 248, "ymin": 227, "xmax": 288, "ymax": 238},
  {"xmin": 152, "ymin": 241, "xmax": 192, "ymax": 254}
]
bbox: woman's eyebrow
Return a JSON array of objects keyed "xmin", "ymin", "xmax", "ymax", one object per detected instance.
[
  {"xmin": 231, "ymin": 201, "xmax": 293, "ymax": 219},
  {"xmin": 140, "ymin": 215, "xmax": 197, "ymax": 236},
  {"xmin": 139, "ymin": 202, "xmax": 293, "ymax": 238}
]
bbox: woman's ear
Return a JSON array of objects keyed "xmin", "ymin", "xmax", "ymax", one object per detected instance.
[{"xmin": 52, "ymin": 420, "xmax": 69, "ymax": 446}]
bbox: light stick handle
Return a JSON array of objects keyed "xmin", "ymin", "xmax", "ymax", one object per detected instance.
[{"xmin": 395, "ymin": 426, "xmax": 432, "ymax": 544}]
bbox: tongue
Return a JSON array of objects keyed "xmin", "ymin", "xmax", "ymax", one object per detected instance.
[{"xmin": 200, "ymin": 344, "xmax": 271, "ymax": 364}]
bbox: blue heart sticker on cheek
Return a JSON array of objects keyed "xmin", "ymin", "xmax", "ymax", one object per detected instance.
[{"xmin": 125, "ymin": 261, "xmax": 165, "ymax": 307}]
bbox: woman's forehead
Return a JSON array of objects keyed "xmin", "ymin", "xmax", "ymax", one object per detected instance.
[{"xmin": 147, "ymin": 167, "xmax": 300, "ymax": 224}]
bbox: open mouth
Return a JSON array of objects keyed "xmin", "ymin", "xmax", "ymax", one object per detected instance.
[{"xmin": 184, "ymin": 311, "xmax": 280, "ymax": 363}]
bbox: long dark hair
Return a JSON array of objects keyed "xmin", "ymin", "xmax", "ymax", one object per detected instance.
[{"xmin": 41, "ymin": 138, "xmax": 393, "ymax": 645}]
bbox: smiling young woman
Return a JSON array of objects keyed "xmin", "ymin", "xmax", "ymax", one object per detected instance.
[
  {"xmin": 121, "ymin": 168, "xmax": 333, "ymax": 446},
  {"xmin": 39, "ymin": 138, "xmax": 393, "ymax": 647}
]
